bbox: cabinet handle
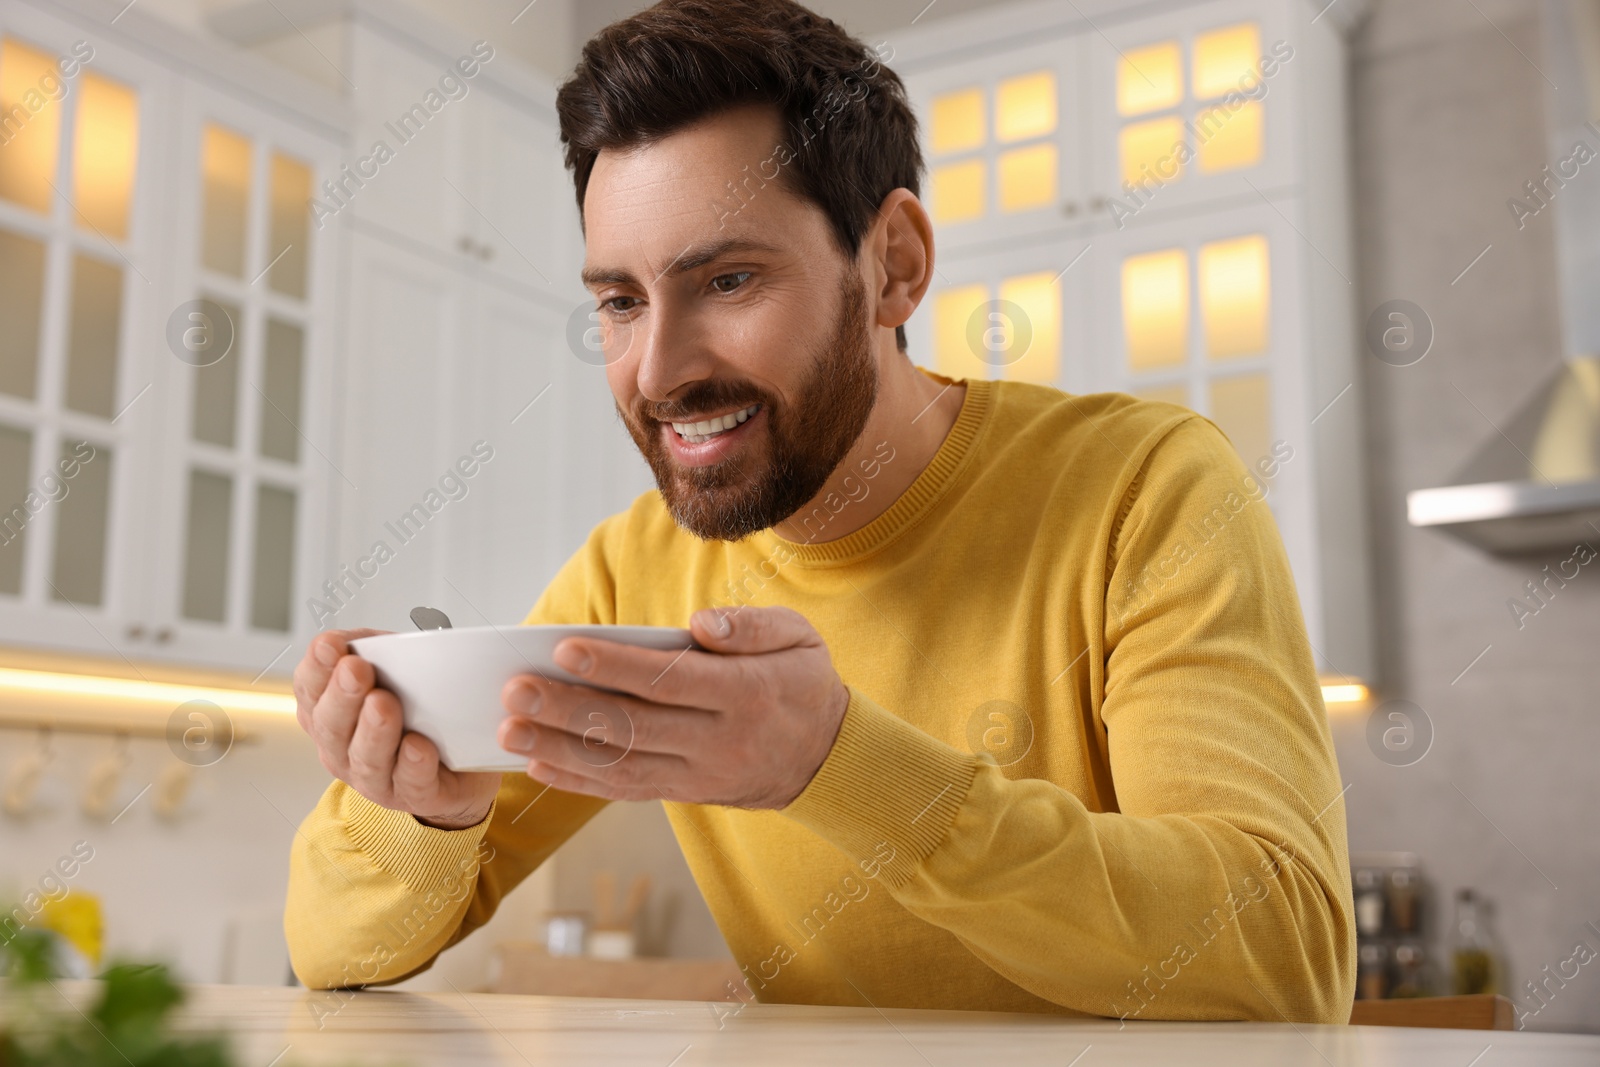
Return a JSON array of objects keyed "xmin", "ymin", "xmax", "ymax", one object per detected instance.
[
  {"xmin": 125, "ymin": 623, "xmax": 145, "ymax": 641},
  {"xmin": 458, "ymin": 235, "xmax": 475, "ymax": 255},
  {"xmin": 479, "ymin": 245, "xmax": 495, "ymax": 262},
  {"xmin": 1061, "ymin": 201, "xmax": 1080, "ymax": 218},
  {"xmin": 154, "ymin": 627, "xmax": 174, "ymax": 645},
  {"xmin": 1089, "ymin": 196, "xmax": 1107, "ymax": 213}
]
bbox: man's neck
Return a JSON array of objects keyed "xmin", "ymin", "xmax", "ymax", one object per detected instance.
[{"xmin": 773, "ymin": 353, "xmax": 967, "ymax": 545}]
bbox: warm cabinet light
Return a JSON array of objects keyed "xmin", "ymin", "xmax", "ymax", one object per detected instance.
[
  {"xmin": 1123, "ymin": 247, "xmax": 1190, "ymax": 369},
  {"xmin": 996, "ymin": 70, "xmax": 1056, "ymax": 142},
  {"xmin": 0, "ymin": 667, "xmax": 295, "ymax": 716},
  {"xmin": 1117, "ymin": 40, "xmax": 1183, "ymax": 116},
  {"xmin": 1321, "ymin": 682, "xmax": 1370, "ymax": 707},
  {"xmin": 72, "ymin": 71, "xmax": 138, "ymax": 239},
  {"xmin": 930, "ymin": 86, "xmax": 985, "ymax": 155},
  {"xmin": 1193, "ymin": 22, "xmax": 1261, "ymax": 100}
]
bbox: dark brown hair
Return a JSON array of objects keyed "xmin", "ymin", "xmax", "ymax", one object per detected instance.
[{"xmin": 556, "ymin": 0, "xmax": 924, "ymax": 351}]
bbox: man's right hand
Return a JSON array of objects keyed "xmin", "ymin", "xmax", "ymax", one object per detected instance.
[{"xmin": 294, "ymin": 630, "xmax": 501, "ymax": 830}]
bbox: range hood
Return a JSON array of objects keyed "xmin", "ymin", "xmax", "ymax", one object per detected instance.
[
  {"xmin": 1407, "ymin": 356, "xmax": 1600, "ymax": 553},
  {"xmin": 1408, "ymin": 2, "xmax": 1600, "ymax": 555}
]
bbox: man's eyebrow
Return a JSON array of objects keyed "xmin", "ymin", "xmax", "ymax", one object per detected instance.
[{"xmin": 581, "ymin": 236, "xmax": 785, "ymax": 289}]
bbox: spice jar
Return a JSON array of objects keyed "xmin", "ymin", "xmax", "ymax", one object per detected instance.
[
  {"xmin": 1387, "ymin": 866, "xmax": 1421, "ymax": 935},
  {"xmin": 1354, "ymin": 867, "xmax": 1386, "ymax": 937}
]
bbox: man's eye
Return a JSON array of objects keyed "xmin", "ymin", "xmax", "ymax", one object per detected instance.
[
  {"xmin": 601, "ymin": 296, "xmax": 640, "ymax": 314},
  {"xmin": 711, "ymin": 272, "xmax": 752, "ymax": 294}
]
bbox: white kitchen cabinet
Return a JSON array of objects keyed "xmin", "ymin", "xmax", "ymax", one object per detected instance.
[
  {"xmin": 898, "ymin": 0, "xmax": 1374, "ymax": 685},
  {"xmin": 290, "ymin": 3, "xmax": 634, "ymax": 639},
  {"xmin": 0, "ymin": 0, "xmax": 343, "ymax": 675}
]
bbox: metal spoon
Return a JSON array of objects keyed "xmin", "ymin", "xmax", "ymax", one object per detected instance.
[{"xmin": 410, "ymin": 606, "xmax": 453, "ymax": 631}]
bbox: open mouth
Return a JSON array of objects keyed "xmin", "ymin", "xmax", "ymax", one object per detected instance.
[{"xmin": 669, "ymin": 403, "xmax": 761, "ymax": 444}]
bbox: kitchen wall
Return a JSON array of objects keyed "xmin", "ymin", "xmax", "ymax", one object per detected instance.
[{"xmin": 1335, "ymin": 0, "xmax": 1600, "ymax": 1034}]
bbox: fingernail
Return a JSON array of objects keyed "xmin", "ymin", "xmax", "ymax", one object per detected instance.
[
  {"xmin": 503, "ymin": 719, "xmax": 536, "ymax": 755},
  {"xmin": 314, "ymin": 640, "xmax": 338, "ymax": 667},
  {"xmin": 509, "ymin": 684, "xmax": 542, "ymax": 717},
  {"xmin": 559, "ymin": 645, "xmax": 592, "ymax": 675},
  {"xmin": 339, "ymin": 661, "xmax": 363, "ymax": 694},
  {"xmin": 714, "ymin": 611, "xmax": 732, "ymax": 637}
]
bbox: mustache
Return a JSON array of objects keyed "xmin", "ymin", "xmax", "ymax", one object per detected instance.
[{"xmin": 634, "ymin": 381, "xmax": 771, "ymax": 423}]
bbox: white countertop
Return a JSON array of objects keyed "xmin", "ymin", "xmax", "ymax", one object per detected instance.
[{"xmin": 26, "ymin": 983, "xmax": 1600, "ymax": 1065}]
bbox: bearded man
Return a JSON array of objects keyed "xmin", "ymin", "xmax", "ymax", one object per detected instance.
[{"xmin": 284, "ymin": 0, "xmax": 1356, "ymax": 1023}]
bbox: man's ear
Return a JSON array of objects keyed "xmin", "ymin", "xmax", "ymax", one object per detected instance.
[{"xmin": 866, "ymin": 189, "xmax": 934, "ymax": 339}]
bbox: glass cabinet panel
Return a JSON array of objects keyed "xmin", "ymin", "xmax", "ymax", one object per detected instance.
[
  {"xmin": 0, "ymin": 229, "xmax": 45, "ymax": 400},
  {"xmin": 49, "ymin": 440, "xmax": 112, "ymax": 606},
  {"xmin": 1209, "ymin": 373, "xmax": 1271, "ymax": 463},
  {"xmin": 931, "ymin": 86, "xmax": 985, "ymax": 154},
  {"xmin": 931, "ymin": 158, "xmax": 985, "ymax": 223},
  {"xmin": 0, "ymin": 39, "xmax": 61, "ymax": 214},
  {"xmin": 1200, "ymin": 234, "xmax": 1269, "ymax": 360},
  {"xmin": 71, "ymin": 72, "xmax": 139, "ymax": 239},
  {"xmin": 64, "ymin": 254, "xmax": 123, "ymax": 418},
  {"xmin": 268, "ymin": 152, "xmax": 311, "ymax": 297},
  {"xmin": 250, "ymin": 484, "xmax": 295, "ymax": 631},
  {"xmin": 1117, "ymin": 41, "xmax": 1182, "ymax": 117},
  {"xmin": 259, "ymin": 317, "xmax": 303, "ymax": 463},
  {"xmin": 996, "ymin": 71, "xmax": 1055, "ymax": 142},
  {"xmin": 200, "ymin": 124, "xmax": 252, "ymax": 277},
  {"xmin": 182, "ymin": 469, "xmax": 232, "ymax": 623},
  {"xmin": 997, "ymin": 271, "xmax": 1060, "ymax": 384},
  {"xmin": 1122, "ymin": 248, "xmax": 1189, "ymax": 370},
  {"xmin": 1193, "ymin": 23, "xmax": 1261, "ymax": 100},
  {"xmin": 0, "ymin": 424, "xmax": 32, "ymax": 595},
  {"xmin": 190, "ymin": 297, "xmax": 241, "ymax": 447}
]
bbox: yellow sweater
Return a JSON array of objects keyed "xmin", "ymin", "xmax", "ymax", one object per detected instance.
[{"xmin": 285, "ymin": 373, "xmax": 1356, "ymax": 1023}]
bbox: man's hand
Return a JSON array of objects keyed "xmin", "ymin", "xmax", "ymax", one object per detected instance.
[
  {"xmin": 496, "ymin": 606, "xmax": 850, "ymax": 808},
  {"xmin": 294, "ymin": 629, "xmax": 502, "ymax": 830}
]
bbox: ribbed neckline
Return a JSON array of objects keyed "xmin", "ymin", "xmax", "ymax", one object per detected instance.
[{"xmin": 765, "ymin": 374, "xmax": 993, "ymax": 567}]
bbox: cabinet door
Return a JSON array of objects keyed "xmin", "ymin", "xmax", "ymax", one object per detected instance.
[
  {"xmin": 457, "ymin": 92, "xmax": 575, "ymax": 296},
  {"xmin": 901, "ymin": 33, "xmax": 1089, "ymax": 254},
  {"xmin": 906, "ymin": 234, "xmax": 1093, "ymax": 395},
  {"xmin": 342, "ymin": 21, "xmax": 471, "ymax": 258},
  {"xmin": 1084, "ymin": 0, "xmax": 1297, "ymax": 225},
  {"xmin": 143, "ymin": 81, "xmax": 342, "ymax": 675},
  {"xmin": 327, "ymin": 230, "xmax": 463, "ymax": 636},
  {"xmin": 0, "ymin": 8, "xmax": 171, "ymax": 655},
  {"xmin": 438, "ymin": 285, "xmax": 573, "ymax": 628}
]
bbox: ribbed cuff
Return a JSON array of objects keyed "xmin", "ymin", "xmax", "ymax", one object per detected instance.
[
  {"xmin": 780, "ymin": 687, "xmax": 979, "ymax": 888},
  {"xmin": 342, "ymin": 787, "xmax": 497, "ymax": 891}
]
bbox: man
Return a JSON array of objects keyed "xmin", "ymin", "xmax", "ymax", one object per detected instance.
[{"xmin": 286, "ymin": 0, "xmax": 1356, "ymax": 1023}]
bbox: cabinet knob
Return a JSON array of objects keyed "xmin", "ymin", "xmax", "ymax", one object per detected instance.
[
  {"xmin": 1061, "ymin": 201, "xmax": 1080, "ymax": 218},
  {"xmin": 479, "ymin": 245, "xmax": 495, "ymax": 262},
  {"xmin": 125, "ymin": 623, "xmax": 145, "ymax": 641},
  {"xmin": 1089, "ymin": 196, "xmax": 1108, "ymax": 213},
  {"xmin": 458, "ymin": 235, "xmax": 475, "ymax": 255},
  {"xmin": 154, "ymin": 627, "xmax": 174, "ymax": 645}
]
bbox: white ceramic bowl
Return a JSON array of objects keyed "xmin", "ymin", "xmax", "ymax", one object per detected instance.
[{"xmin": 349, "ymin": 625, "xmax": 696, "ymax": 771}]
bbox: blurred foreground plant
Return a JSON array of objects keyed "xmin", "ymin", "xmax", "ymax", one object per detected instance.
[{"xmin": 1, "ymin": 923, "xmax": 230, "ymax": 1067}]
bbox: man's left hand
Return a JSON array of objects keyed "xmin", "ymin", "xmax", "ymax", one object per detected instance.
[{"xmin": 496, "ymin": 606, "xmax": 850, "ymax": 808}]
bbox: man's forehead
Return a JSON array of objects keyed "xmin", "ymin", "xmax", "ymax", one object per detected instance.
[{"xmin": 581, "ymin": 107, "xmax": 815, "ymax": 276}]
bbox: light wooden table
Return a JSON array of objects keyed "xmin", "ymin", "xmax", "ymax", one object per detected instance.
[{"xmin": 26, "ymin": 983, "xmax": 1600, "ymax": 1065}]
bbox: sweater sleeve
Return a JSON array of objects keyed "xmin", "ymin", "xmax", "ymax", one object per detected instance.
[
  {"xmin": 284, "ymin": 517, "xmax": 628, "ymax": 990},
  {"xmin": 779, "ymin": 417, "xmax": 1357, "ymax": 1024}
]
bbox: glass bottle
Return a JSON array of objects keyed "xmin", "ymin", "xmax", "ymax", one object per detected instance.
[
  {"xmin": 1451, "ymin": 889, "xmax": 1496, "ymax": 995},
  {"xmin": 1354, "ymin": 868, "xmax": 1386, "ymax": 938},
  {"xmin": 1387, "ymin": 867, "xmax": 1421, "ymax": 935}
]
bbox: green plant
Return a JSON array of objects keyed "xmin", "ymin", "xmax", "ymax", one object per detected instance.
[{"xmin": 1, "ymin": 925, "xmax": 231, "ymax": 1067}]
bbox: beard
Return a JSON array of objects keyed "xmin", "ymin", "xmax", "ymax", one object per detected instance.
[{"xmin": 617, "ymin": 265, "xmax": 879, "ymax": 542}]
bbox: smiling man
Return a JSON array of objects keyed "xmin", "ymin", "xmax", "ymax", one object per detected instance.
[{"xmin": 285, "ymin": 0, "xmax": 1356, "ymax": 1023}]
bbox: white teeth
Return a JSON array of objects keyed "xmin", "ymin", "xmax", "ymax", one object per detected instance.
[{"xmin": 672, "ymin": 404, "xmax": 759, "ymax": 443}]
